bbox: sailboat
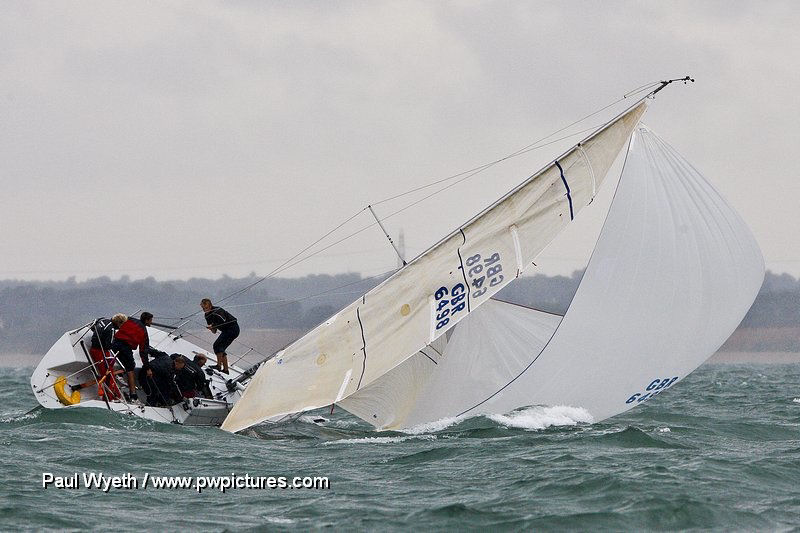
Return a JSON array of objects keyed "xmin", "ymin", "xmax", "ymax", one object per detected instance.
[
  {"xmin": 30, "ymin": 320, "xmax": 302, "ymax": 426},
  {"xmin": 30, "ymin": 78, "xmax": 763, "ymax": 430},
  {"xmin": 31, "ymin": 322, "xmax": 250, "ymax": 425},
  {"xmin": 221, "ymin": 77, "xmax": 764, "ymax": 432}
]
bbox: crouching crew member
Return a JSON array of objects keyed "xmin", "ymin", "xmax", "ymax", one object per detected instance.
[
  {"xmin": 110, "ymin": 311, "xmax": 153, "ymax": 401},
  {"xmin": 201, "ymin": 299, "xmax": 238, "ymax": 374},
  {"xmin": 173, "ymin": 354, "xmax": 211, "ymax": 399},
  {"xmin": 140, "ymin": 349, "xmax": 179, "ymax": 406},
  {"xmin": 186, "ymin": 354, "xmax": 213, "ymax": 398}
]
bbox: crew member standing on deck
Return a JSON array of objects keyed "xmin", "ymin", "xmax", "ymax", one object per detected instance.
[
  {"xmin": 110, "ymin": 312, "xmax": 153, "ymax": 401},
  {"xmin": 201, "ymin": 299, "xmax": 238, "ymax": 375}
]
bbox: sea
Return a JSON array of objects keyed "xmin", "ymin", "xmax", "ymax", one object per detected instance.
[{"xmin": 1, "ymin": 361, "xmax": 799, "ymax": 531}]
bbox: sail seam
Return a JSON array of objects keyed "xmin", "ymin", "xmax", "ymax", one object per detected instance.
[
  {"xmin": 356, "ymin": 308, "xmax": 367, "ymax": 389},
  {"xmin": 555, "ymin": 160, "xmax": 574, "ymax": 220},
  {"xmin": 457, "ymin": 229, "xmax": 472, "ymax": 313},
  {"xmin": 419, "ymin": 349, "xmax": 438, "ymax": 365},
  {"xmin": 577, "ymin": 144, "xmax": 597, "ymax": 200},
  {"xmin": 510, "ymin": 225, "xmax": 524, "ymax": 276},
  {"xmin": 335, "ymin": 369, "xmax": 352, "ymax": 402}
]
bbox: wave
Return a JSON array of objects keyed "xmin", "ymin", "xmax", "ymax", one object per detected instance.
[
  {"xmin": 401, "ymin": 416, "xmax": 465, "ymax": 435},
  {"xmin": 384, "ymin": 446, "xmax": 462, "ymax": 465},
  {"xmin": 398, "ymin": 405, "xmax": 594, "ymax": 435},
  {"xmin": 592, "ymin": 426, "xmax": 689, "ymax": 449},
  {"xmin": 488, "ymin": 405, "xmax": 594, "ymax": 430},
  {"xmin": 322, "ymin": 434, "xmax": 437, "ymax": 446}
]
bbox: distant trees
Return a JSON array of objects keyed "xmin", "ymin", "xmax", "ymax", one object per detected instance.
[{"xmin": 0, "ymin": 271, "xmax": 797, "ymax": 354}]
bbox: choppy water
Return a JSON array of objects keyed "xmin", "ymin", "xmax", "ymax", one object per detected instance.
[{"xmin": 1, "ymin": 363, "xmax": 799, "ymax": 531}]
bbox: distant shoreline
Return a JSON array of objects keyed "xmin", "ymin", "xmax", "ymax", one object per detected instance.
[
  {"xmin": 4, "ymin": 350, "xmax": 799, "ymax": 368},
  {"xmin": 707, "ymin": 351, "xmax": 800, "ymax": 364}
]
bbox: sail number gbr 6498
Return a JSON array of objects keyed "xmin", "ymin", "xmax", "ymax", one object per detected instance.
[
  {"xmin": 464, "ymin": 252, "xmax": 504, "ymax": 299},
  {"xmin": 433, "ymin": 251, "xmax": 506, "ymax": 332}
]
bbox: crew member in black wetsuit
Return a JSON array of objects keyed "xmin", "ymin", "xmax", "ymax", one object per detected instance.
[
  {"xmin": 172, "ymin": 354, "xmax": 211, "ymax": 398},
  {"xmin": 186, "ymin": 355, "xmax": 213, "ymax": 398},
  {"xmin": 140, "ymin": 349, "xmax": 179, "ymax": 406},
  {"xmin": 201, "ymin": 299, "xmax": 238, "ymax": 375},
  {"xmin": 88, "ymin": 316, "xmax": 120, "ymax": 399},
  {"xmin": 72, "ymin": 317, "xmax": 122, "ymax": 398}
]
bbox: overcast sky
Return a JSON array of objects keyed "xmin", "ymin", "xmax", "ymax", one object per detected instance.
[{"xmin": 1, "ymin": 1, "xmax": 798, "ymax": 281}]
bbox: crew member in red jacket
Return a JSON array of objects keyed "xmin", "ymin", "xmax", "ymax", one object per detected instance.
[{"xmin": 110, "ymin": 311, "xmax": 153, "ymax": 401}]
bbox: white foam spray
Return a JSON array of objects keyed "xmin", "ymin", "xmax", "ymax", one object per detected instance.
[
  {"xmin": 323, "ymin": 435, "xmax": 437, "ymax": 446},
  {"xmin": 488, "ymin": 405, "xmax": 594, "ymax": 430}
]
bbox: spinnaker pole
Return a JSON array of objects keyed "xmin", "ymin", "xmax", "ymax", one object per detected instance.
[{"xmin": 368, "ymin": 204, "xmax": 407, "ymax": 266}]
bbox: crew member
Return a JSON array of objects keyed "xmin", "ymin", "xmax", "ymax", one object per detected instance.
[
  {"xmin": 193, "ymin": 353, "xmax": 208, "ymax": 368},
  {"xmin": 110, "ymin": 311, "xmax": 153, "ymax": 401},
  {"xmin": 173, "ymin": 354, "xmax": 210, "ymax": 399},
  {"xmin": 187, "ymin": 355, "xmax": 213, "ymax": 398},
  {"xmin": 88, "ymin": 316, "xmax": 120, "ymax": 399},
  {"xmin": 201, "ymin": 299, "xmax": 238, "ymax": 374},
  {"xmin": 140, "ymin": 349, "xmax": 179, "ymax": 406}
]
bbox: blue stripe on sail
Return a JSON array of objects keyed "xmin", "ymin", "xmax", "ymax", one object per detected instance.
[{"xmin": 555, "ymin": 160, "xmax": 574, "ymax": 220}]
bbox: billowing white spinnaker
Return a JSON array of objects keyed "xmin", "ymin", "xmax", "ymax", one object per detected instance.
[
  {"xmin": 339, "ymin": 298, "xmax": 561, "ymax": 428},
  {"xmin": 221, "ymin": 104, "xmax": 647, "ymax": 432},
  {"xmin": 340, "ymin": 125, "xmax": 764, "ymax": 429}
]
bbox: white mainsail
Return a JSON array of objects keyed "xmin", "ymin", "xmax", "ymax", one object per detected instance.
[
  {"xmin": 221, "ymin": 102, "xmax": 647, "ymax": 432},
  {"xmin": 340, "ymin": 125, "xmax": 764, "ymax": 429}
]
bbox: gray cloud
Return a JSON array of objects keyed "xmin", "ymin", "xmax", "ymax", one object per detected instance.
[{"xmin": 1, "ymin": 0, "xmax": 797, "ymax": 279}]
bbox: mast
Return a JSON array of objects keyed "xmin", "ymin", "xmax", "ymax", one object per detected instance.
[{"xmin": 650, "ymin": 76, "xmax": 694, "ymax": 97}]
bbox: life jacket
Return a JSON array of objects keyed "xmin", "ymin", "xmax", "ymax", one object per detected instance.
[
  {"xmin": 90, "ymin": 318, "xmax": 114, "ymax": 351},
  {"xmin": 114, "ymin": 318, "xmax": 150, "ymax": 355}
]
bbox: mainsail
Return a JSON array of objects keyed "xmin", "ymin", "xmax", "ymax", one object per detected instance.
[
  {"xmin": 339, "ymin": 125, "xmax": 764, "ymax": 429},
  {"xmin": 221, "ymin": 102, "xmax": 647, "ymax": 432}
]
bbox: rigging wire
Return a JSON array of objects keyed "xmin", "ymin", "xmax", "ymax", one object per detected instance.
[
  {"xmin": 220, "ymin": 85, "xmax": 660, "ymax": 287},
  {"xmin": 159, "ymin": 268, "xmax": 396, "ymax": 361},
  {"xmin": 624, "ymin": 80, "xmax": 662, "ymax": 98},
  {"xmin": 166, "ymin": 81, "xmax": 663, "ymax": 344},
  {"xmin": 370, "ymin": 82, "xmax": 661, "ymax": 207},
  {"xmin": 198, "ymin": 268, "xmax": 395, "ymax": 311},
  {"xmin": 170, "ymin": 207, "xmax": 369, "ymax": 324},
  {"xmin": 213, "ymin": 119, "xmax": 612, "ymax": 292},
  {"xmin": 160, "ymin": 268, "xmax": 391, "ymax": 363},
  {"xmin": 375, "ymin": 122, "xmax": 610, "ymax": 225}
]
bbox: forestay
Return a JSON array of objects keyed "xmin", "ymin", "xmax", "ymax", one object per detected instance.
[
  {"xmin": 340, "ymin": 125, "xmax": 764, "ymax": 430},
  {"xmin": 221, "ymin": 103, "xmax": 647, "ymax": 432}
]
